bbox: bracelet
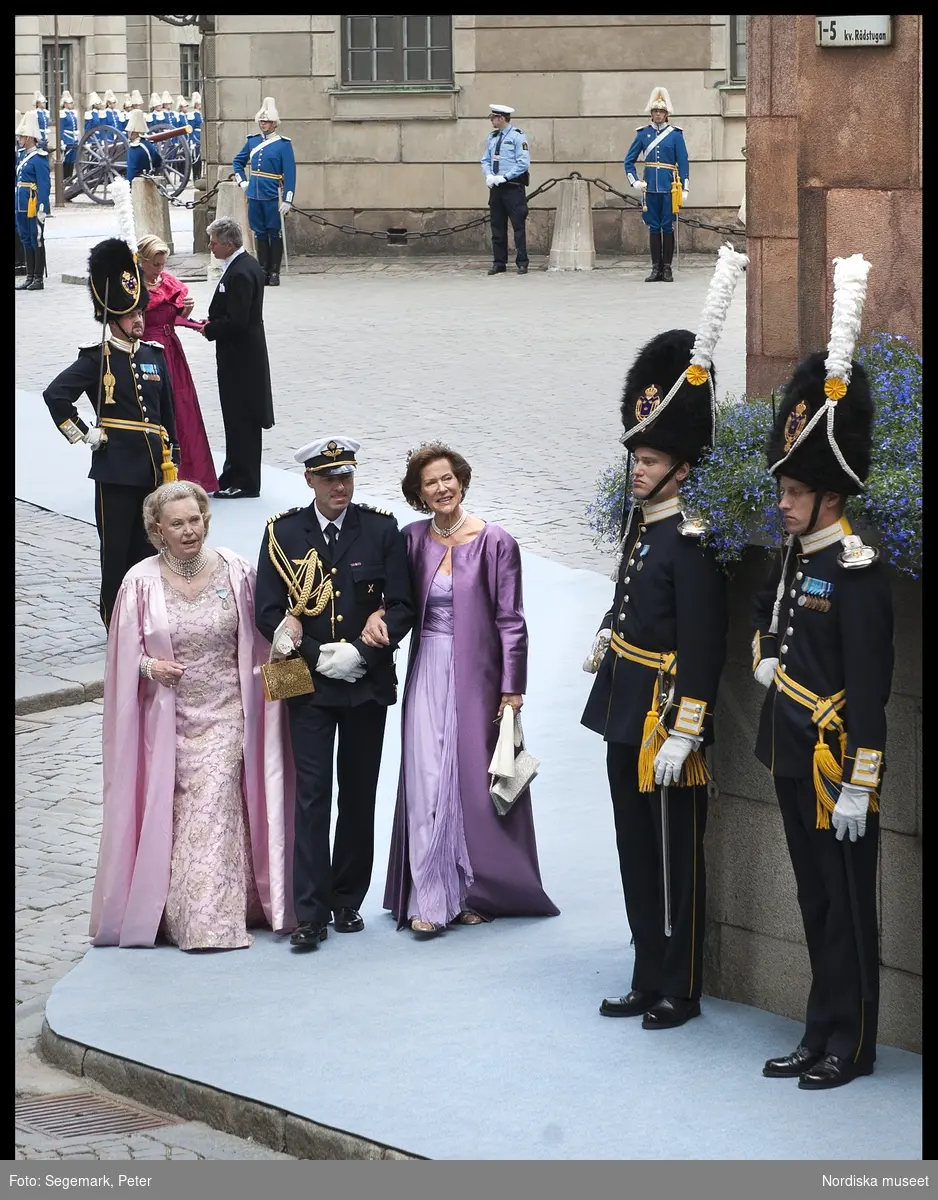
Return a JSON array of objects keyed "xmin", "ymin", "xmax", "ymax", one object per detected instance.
[{"xmin": 140, "ymin": 656, "xmax": 154, "ymax": 680}]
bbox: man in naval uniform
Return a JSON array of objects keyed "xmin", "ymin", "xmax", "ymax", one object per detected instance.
[
  {"xmin": 42, "ymin": 235, "xmax": 178, "ymax": 629},
  {"xmin": 582, "ymin": 245, "xmax": 747, "ymax": 1030},
  {"xmin": 233, "ymin": 96, "xmax": 296, "ymax": 287},
  {"xmin": 752, "ymin": 254, "xmax": 894, "ymax": 1091},
  {"xmin": 481, "ymin": 102, "xmax": 531, "ymax": 275},
  {"xmin": 624, "ymin": 86, "xmax": 690, "ymax": 283},
  {"xmin": 254, "ymin": 438, "xmax": 415, "ymax": 952}
]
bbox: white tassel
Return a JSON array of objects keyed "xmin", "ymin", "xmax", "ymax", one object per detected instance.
[
  {"xmin": 824, "ymin": 254, "xmax": 871, "ymax": 386},
  {"xmin": 690, "ymin": 243, "xmax": 749, "ymax": 372},
  {"xmin": 111, "ymin": 176, "xmax": 137, "ymax": 255}
]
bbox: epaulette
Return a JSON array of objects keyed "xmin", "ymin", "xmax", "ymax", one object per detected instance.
[
  {"xmin": 78, "ymin": 340, "xmax": 101, "ymax": 351},
  {"xmin": 838, "ymin": 533, "xmax": 879, "ymax": 569},
  {"xmin": 141, "ymin": 339, "xmax": 166, "ymax": 350},
  {"xmin": 358, "ymin": 504, "xmax": 395, "ymax": 519},
  {"xmin": 636, "ymin": 125, "xmax": 645, "ymax": 132},
  {"xmin": 671, "ymin": 124, "xmax": 683, "ymax": 132},
  {"xmin": 279, "ymin": 135, "xmax": 292, "ymax": 142},
  {"xmin": 267, "ymin": 506, "xmax": 304, "ymax": 524}
]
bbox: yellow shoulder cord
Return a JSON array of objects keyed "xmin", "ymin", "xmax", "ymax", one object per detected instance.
[{"xmin": 266, "ymin": 521, "xmax": 333, "ymax": 618}]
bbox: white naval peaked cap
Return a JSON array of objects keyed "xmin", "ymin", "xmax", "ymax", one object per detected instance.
[
  {"xmin": 645, "ymin": 86, "xmax": 674, "ymax": 114},
  {"xmin": 256, "ymin": 95, "xmax": 280, "ymax": 123},
  {"xmin": 161, "ymin": 90, "xmax": 174, "ymax": 107},
  {"xmin": 17, "ymin": 110, "xmax": 43, "ymax": 140},
  {"xmin": 294, "ymin": 436, "xmax": 361, "ymax": 474},
  {"xmin": 191, "ymin": 91, "xmax": 201, "ymax": 105},
  {"xmin": 125, "ymin": 108, "xmax": 149, "ymax": 136},
  {"xmin": 149, "ymin": 92, "xmax": 162, "ymax": 107},
  {"xmin": 61, "ymin": 90, "xmax": 74, "ymax": 105},
  {"xmin": 489, "ymin": 103, "xmax": 514, "ymax": 115},
  {"xmin": 104, "ymin": 88, "xmax": 117, "ymax": 103},
  {"xmin": 130, "ymin": 89, "xmax": 144, "ymax": 106}
]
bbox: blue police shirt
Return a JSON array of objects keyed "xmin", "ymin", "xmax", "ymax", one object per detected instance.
[
  {"xmin": 624, "ymin": 123, "xmax": 690, "ymax": 194},
  {"xmin": 233, "ymin": 133, "xmax": 297, "ymax": 204},
  {"xmin": 481, "ymin": 124, "xmax": 530, "ymax": 182},
  {"xmin": 15, "ymin": 147, "xmax": 51, "ymax": 215}
]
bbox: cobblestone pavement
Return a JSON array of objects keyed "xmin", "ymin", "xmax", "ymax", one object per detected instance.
[{"xmin": 15, "ymin": 193, "xmax": 747, "ymax": 1158}]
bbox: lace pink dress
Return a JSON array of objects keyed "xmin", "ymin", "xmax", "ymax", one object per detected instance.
[{"xmin": 161, "ymin": 557, "xmax": 262, "ymax": 950}]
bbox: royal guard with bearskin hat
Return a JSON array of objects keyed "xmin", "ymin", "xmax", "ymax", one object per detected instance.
[
  {"xmin": 752, "ymin": 254, "xmax": 894, "ymax": 1090},
  {"xmin": 582, "ymin": 243, "xmax": 748, "ymax": 1030},
  {"xmin": 42, "ymin": 177, "xmax": 179, "ymax": 629}
]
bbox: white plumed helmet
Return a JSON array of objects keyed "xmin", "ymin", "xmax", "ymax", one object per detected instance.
[
  {"xmin": 645, "ymin": 86, "xmax": 674, "ymax": 115},
  {"xmin": 256, "ymin": 96, "xmax": 280, "ymax": 124}
]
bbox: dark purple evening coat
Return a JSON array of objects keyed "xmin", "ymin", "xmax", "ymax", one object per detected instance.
[{"xmin": 383, "ymin": 520, "xmax": 559, "ymax": 926}]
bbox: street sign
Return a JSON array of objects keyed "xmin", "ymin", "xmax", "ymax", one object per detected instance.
[{"xmin": 815, "ymin": 16, "xmax": 893, "ymax": 47}]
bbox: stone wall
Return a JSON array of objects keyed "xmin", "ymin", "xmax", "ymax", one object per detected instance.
[
  {"xmin": 198, "ymin": 15, "xmax": 746, "ymax": 256},
  {"xmin": 705, "ymin": 549, "xmax": 922, "ymax": 1052},
  {"xmin": 125, "ymin": 16, "xmax": 202, "ymax": 102},
  {"xmin": 745, "ymin": 15, "xmax": 922, "ymax": 399}
]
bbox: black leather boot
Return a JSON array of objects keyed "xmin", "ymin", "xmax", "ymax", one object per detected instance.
[
  {"xmin": 255, "ymin": 236, "xmax": 269, "ymax": 283},
  {"xmin": 661, "ymin": 231, "xmax": 675, "ymax": 282},
  {"xmin": 267, "ymin": 237, "xmax": 282, "ymax": 286},
  {"xmin": 15, "ymin": 234, "xmax": 28, "ymax": 275},
  {"xmin": 26, "ymin": 243, "xmax": 45, "ymax": 289},
  {"xmin": 645, "ymin": 232, "xmax": 663, "ymax": 282},
  {"xmin": 16, "ymin": 247, "xmax": 35, "ymax": 290}
]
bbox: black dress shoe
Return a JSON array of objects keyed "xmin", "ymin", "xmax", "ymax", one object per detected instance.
[
  {"xmin": 641, "ymin": 995, "xmax": 701, "ymax": 1029},
  {"xmin": 516, "ymin": 264, "xmax": 528, "ymax": 274},
  {"xmin": 762, "ymin": 1043, "xmax": 824, "ymax": 1078},
  {"xmin": 333, "ymin": 907, "xmax": 364, "ymax": 934},
  {"xmin": 212, "ymin": 487, "xmax": 260, "ymax": 499},
  {"xmin": 798, "ymin": 1054, "xmax": 873, "ymax": 1091},
  {"xmin": 290, "ymin": 921, "xmax": 327, "ymax": 950},
  {"xmin": 487, "ymin": 265, "xmax": 506, "ymax": 275},
  {"xmin": 600, "ymin": 989, "xmax": 659, "ymax": 1018}
]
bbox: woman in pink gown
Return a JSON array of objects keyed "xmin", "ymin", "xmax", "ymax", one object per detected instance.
[{"xmin": 136, "ymin": 233, "xmax": 219, "ymax": 493}]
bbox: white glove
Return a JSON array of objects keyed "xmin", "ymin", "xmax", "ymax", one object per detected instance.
[
  {"xmin": 37, "ymin": 208, "xmax": 47, "ymax": 223},
  {"xmin": 632, "ymin": 179, "xmax": 647, "ymax": 192},
  {"xmin": 317, "ymin": 642, "xmax": 366, "ymax": 682},
  {"xmin": 492, "ymin": 174, "xmax": 506, "ymax": 186},
  {"xmin": 278, "ymin": 200, "xmax": 291, "ymax": 215},
  {"xmin": 485, "ymin": 173, "xmax": 497, "ymax": 188},
  {"xmin": 753, "ymin": 657, "xmax": 778, "ymax": 689},
  {"xmin": 832, "ymin": 784, "xmax": 872, "ymax": 842},
  {"xmin": 654, "ymin": 732, "xmax": 701, "ymax": 788},
  {"xmin": 682, "ymin": 189, "xmax": 688, "ymax": 204},
  {"xmin": 239, "ymin": 179, "xmax": 249, "ymax": 191},
  {"xmin": 582, "ymin": 628, "xmax": 612, "ymax": 674},
  {"xmin": 83, "ymin": 426, "xmax": 105, "ymax": 450}
]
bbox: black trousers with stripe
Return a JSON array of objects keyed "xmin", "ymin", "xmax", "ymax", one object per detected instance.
[
  {"xmin": 94, "ymin": 482, "xmax": 154, "ymax": 629},
  {"xmin": 606, "ymin": 742, "xmax": 707, "ymax": 1000},
  {"xmin": 774, "ymin": 776, "xmax": 879, "ymax": 1066}
]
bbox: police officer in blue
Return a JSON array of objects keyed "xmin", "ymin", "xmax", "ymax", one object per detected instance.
[
  {"xmin": 481, "ymin": 103, "xmax": 531, "ymax": 275},
  {"xmin": 624, "ymin": 86, "xmax": 690, "ymax": 284},
  {"xmin": 124, "ymin": 109, "xmax": 162, "ymax": 183},
  {"xmin": 15, "ymin": 109, "xmax": 50, "ymax": 292},
  {"xmin": 59, "ymin": 90, "xmax": 80, "ymax": 183},
  {"xmin": 42, "ymin": 225, "xmax": 179, "ymax": 629},
  {"xmin": 233, "ymin": 96, "xmax": 296, "ymax": 287},
  {"xmin": 254, "ymin": 437, "xmax": 416, "ymax": 952}
]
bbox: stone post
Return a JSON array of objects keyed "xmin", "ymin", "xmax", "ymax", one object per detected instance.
[
  {"xmin": 131, "ymin": 177, "xmax": 174, "ymax": 255},
  {"xmin": 547, "ymin": 178, "xmax": 595, "ymax": 271},
  {"xmin": 208, "ymin": 180, "xmax": 255, "ymax": 276}
]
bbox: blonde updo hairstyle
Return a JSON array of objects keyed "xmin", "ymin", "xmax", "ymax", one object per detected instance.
[
  {"xmin": 136, "ymin": 233, "xmax": 171, "ymax": 262},
  {"xmin": 143, "ymin": 481, "xmax": 212, "ymax": 549}
]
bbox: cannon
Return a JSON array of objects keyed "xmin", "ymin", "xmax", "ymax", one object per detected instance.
[{"xmin": 71, "ymin": 122, "xmax": 192, "ymax": 205}]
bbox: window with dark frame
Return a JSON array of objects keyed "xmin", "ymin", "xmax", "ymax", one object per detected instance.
[
  {"xmin": 342, "ymin": 15, "xmax": 453, "ymax": 86},
  {"xmin": 730, "ymin": 15, "xmax": 747, "ymax": 82},
  {"xmin": 179, "ymin": 44, "xmax": 201, "ymax": 98},
  {"xmin": 41, "ymin": 41, "xmax": 72, "ymax": 104}
]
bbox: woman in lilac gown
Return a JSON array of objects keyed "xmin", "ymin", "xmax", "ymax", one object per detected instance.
[
  {"xmin": 136, "ymin": 234, "xmax": 219, "ymax": 493},
  {"xmin": 368, "ymin": 444, "xmax": 558, "ymax": 936}
]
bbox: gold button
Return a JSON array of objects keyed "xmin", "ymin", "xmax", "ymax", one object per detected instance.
[
  {"xmin": 334, "ymin": 590, "xmax": 341, "ymax": 598},
  {"xmin": 339, "ymin": 638, "xmax": 346, "ymax": 643},
  {"xmin": 336, "ymin": 614, "xmax": 343, "ymax": 622},
  {"xmin": 331, "ymin": 568, "xmax": 337, "ymax": 576}
]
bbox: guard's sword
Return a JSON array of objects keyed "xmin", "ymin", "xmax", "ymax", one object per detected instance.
[
  {"xmin": 279, "ymin": 185, "xmax": 289, "ymax": 274},
  {"xmin": 650, "ymin": 670, "xmax": 676, "ymax": 938},
  {"xmin": 93, "ymin": 278, "xmax": 111, "ymax": 444}
]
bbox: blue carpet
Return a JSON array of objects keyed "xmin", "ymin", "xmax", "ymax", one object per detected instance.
[{"xmin": 22, "ymin": 385, "xmax": 922, "ymax": 1159}]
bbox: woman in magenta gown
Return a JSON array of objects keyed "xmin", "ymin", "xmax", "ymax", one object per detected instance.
[
  {"xmin": 136, "ymin": 233, "xmax": 219, "ymax": 493},
  {"xmin": 366, "ymin": 443, "xmax": 558, "ymax": 937}
]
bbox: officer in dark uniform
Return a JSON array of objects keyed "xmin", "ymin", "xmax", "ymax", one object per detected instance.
[
  {"xmin": 254, "ymin": 438, "xmax": 416, "ymax": 952},
  {"xmin": 43, "ymin": 235, "xmax": 179, "ymax": 629},
  {"xmin": 752, "ymin": 254, "xmax": 894, "ymax": 1091},
  {"xmin": 582, "ymin": 245, "xmax": 747, "ymax": 1030}
]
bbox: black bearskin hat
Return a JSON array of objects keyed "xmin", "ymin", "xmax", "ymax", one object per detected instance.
[
  {"xmin": 87, "ymin": 238, "xmax": 148, "ymax": 323},
  {"xmin": 766, "ymin": 351, "xmax": 873, "ymax": 496},
  {"xmin": 620, "ymin": 329, "xmax": 717, "ymax": 467}
]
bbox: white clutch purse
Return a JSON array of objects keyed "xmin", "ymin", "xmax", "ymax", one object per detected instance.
[{"xmin": 488, "ymin": 706, "xmax": 540, "ymax": 817}]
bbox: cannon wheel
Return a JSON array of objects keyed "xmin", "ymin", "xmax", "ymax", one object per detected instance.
[
  {"xmin": 75, "ymin": 124, "xmax": 128, "ymax": 205},
  {"xmin": 157, "ymin": 130, "xmax": 193, "ymax": 199}
]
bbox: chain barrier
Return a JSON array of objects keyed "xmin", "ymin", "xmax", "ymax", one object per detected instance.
[
  {"xmin": 147, "ymin": 172, "xmax": 224, "ymax": 210},
  {"xmin": 568, "ymin": 172, "xmax": 745, "ymax": 238}
]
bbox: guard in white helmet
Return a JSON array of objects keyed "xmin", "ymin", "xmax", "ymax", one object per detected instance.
[
  {"xmin": 232, "ymin": 96, "xmax": 296, "ymax": 286},
  {"xmin": 624, "ymin": 87, "xmax": 690, "ymax": 283}
]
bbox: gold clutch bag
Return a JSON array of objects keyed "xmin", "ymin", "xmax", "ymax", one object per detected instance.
[{"xmin": 260, "ymin": 654, "xmax": 315, "ymax": 702}]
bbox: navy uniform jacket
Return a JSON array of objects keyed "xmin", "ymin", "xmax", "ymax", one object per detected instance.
[
  {"xmin": 582, "ymin": 500, "xmax": 728, "ymax": 747},
  {"xmin": 126, "ymin": 140, "xmax": 162, "ymax": 184},
  {"xmin": 751, "ymin": 524, "xmax": 894, "ymax": 784},
  {"xmin": 15, "ymin": 146, "xmax": 50, "ymax": 215},
  {"xmin": 43, "ymin": 336, "xmax": 178, "ymax": 489},
  {"xmin": 624, "ymin": 123, "xmax": 690, "ymax": 194},
  {"xmin": 255, "ymin": 502, "xmax": 416, "ymax": 708}
]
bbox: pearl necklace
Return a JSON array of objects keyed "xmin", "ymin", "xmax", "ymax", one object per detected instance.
[
  {"xmin": 161, "ymin": 546, "xmax": 208, "ymax": 580},
  {"xmin": 431, "ymin": 508, "xmax": 468, "ymax": 538}
]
